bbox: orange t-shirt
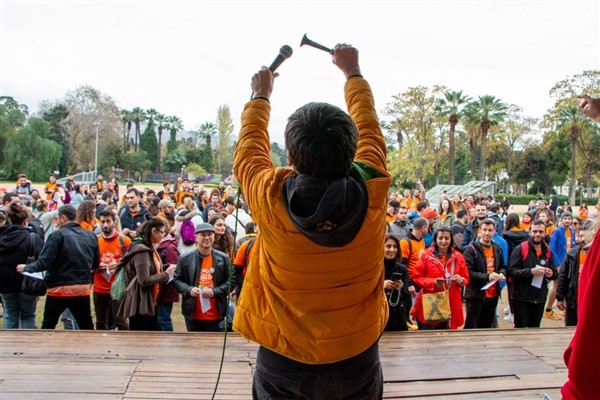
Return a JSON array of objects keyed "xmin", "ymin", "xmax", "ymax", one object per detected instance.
[
  {"xmin": 579, "ymin": 249, "xmax": 587, "ymax": 283},
  {"xmin": 44, "ymin": 182, "xmax": 58, "ymax": 200},
  {"xmin": 94, "ymin": 233, "xmax": 131, "ymax": 294},
  {"xmin": 566, "ymin": 229, "xmax": 573, "ymax": 251},
  {"xmin": 193, "ymin": 254, "xmax": 221, "ymax": 321},
  {"xmin": 175, "ymin": 190, "xmax": 193, "ymax": 206},
  {"xmin": 233, "ymin": 240, "xmax": 252, "ymax": 277},
  {"xmin": 400, "ymin": 238, "xmax": 426, "ymax": 278},
  {"xmin": 482, "ymin": 244, "xmax": 497, "ymax": 298}
]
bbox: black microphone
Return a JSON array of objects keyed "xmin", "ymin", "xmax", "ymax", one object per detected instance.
[{"xmin": 268, "ymin": 45, "xmax": 293, "ymax": 72}]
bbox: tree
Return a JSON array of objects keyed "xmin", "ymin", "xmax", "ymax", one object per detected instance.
[
  {"xmin": 3, "ymin": 118, "xmax": 62, "ymax": 180},
  {"xmin": 165, "ymin": 115, "xmax": 184, "ymax": 156},
  {"xmin": 435, "ymin": 90, "xmax": 471, "ymax": 184},
  {"xmin": 130, "ymin": 107, "xmax": 147, "ymax": 152},
  {"xmin": 120, "ymin": 109, "xmax": 133, "ymax": 151},
  {"xmin": 216, "ymin": 105, "xmax": 234, "ymax": 174},
  {"xmin": 155, "ymin": 113, "xmax": 167, "ymax": 172},
  {"xmin": 59, "ymin": 85, "xmax": 122, "ymax": 173},
  {"xmin": 140, "ymin": 122, "xmax": 159, "ymax": 171},
  {"xmin": 383, "ymin": 86, "xmax": 443, "ymax": 183},
  {"xmin": 198, "ymin": 122, "xmax": 217, "ymax": 172},
  {"xmin": 557, "ymin": 106, "xmax": 589, "ymax": 204},
  {"xmin": 463, "ymin": 95, "xmax": 507, "ymax": 180},
  {"xmin": 42, "ymin": 104, "xmax": 71, "ymax": 176},
  {"xmin": 0, "ymin": 96, "xmax": 29, "ymax": 167}
]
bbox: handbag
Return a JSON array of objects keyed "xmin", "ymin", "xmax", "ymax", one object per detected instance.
[
  {"xmin": 21, "ymin": 232, "xmax": 46, "ymax": 296},
  {"xmin": 421, "ymin": 260, "xmax": 455, "ymax": 323}
]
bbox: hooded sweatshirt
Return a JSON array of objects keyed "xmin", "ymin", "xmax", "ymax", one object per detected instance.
[{"xmin": 0, "ymin": 224, "xmax": 44, "ymax": 293}]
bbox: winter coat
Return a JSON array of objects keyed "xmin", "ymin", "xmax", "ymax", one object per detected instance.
[
  {"xmin": 411, "ymin": 246, "xmax": 470, "ymax": 329},
  {"xmin": 0, "ymin": 224, "xmax": 44, "ymax": 293},
  {"xmin": 232, "ymin": 76, "xmax": 392, "ymax": 364},
  {"xmin": 24, "ymin": 222, "xmax": 99, "ymax": 288},
  {"xmin": 507, "ymin": 239, "xmax": 558, "ymax": 303},
  {"xmin": 172, "ymin": 248, "xmax": 232, "ymax": 320},
  {"xmin": 556, "ymin": 246, "xmax": 582, "ymax": 307},
  {"xmin": 117, "ymin": 242, "xmax": 171, "ymax": 318},
  {"xmin": 156, "ymin": 235, "xmax": 180, "ymax": 304},
  {"xmin": 463, "ymin": 239, "xmax": 507, "ymax": 300}
]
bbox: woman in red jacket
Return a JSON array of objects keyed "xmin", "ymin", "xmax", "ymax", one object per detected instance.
[{"xmin": 411, "ymin": 227, "xmax": 470, "ymax": 329}]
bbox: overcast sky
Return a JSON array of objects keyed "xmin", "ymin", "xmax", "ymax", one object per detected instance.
[{"xmin": 1, "ymin": 0, "xmax": 599, "ymax": 145}]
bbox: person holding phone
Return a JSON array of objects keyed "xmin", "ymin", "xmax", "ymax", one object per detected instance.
[
  {"xmin": 383, "ymin": 235, "xmax": 410, "ymax": 331},
  {"xmin": 411, "ymin": 227, "xmax": 470, "ymax": 329}
]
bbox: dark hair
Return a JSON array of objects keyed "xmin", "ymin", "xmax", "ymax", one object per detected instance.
[
  {"xmin": 126, "ymin": 188, "xmax": 140, "ymax": 197},
  {"xmin": 58, "ymin": 205, "xmax": 77, "ymax": 222},
  {"xmin": 36, "ymin": 199, "xmax": 48, "ymax": 212},
  {"xmin": 490, "ymin": 203, "xmax": 500, "ymax": 213},
  {"xmin": 438, "ymin": 198, "xmax": 454, "ymax": 215},
  {"xmin": 433, "ymin": 227, "xmax": 454, "ymax": 253},
  {"xmin": 530, "ymin": 219, "xmax": 546, "ymax": 229},
  {"xmin": 3, "ymin": 192, "xmax": 18, "ymax": 204},
  {"xmin": 98, "ymin": 209, "xmax": 116, "ymax": 221},
  {"xmin": 245, "ymin": 221, "xmax": 257, "ymax": 234},
  {"xmin": 384, "ymin": 234, "xmax": 401, "ymax": 261},
  {"xmin": 7, "ymin": 201, "xmax": 29, "ymax": 225},
  {"xmin": 146, "ymin": 189, "xmax": 155, "ymax": 196},
  {"xmin": 76, "ymin": 200, "xmax": 96, "ymax": 224},
  {"xmin": 480, "ymin": 218, "xmax": 497, "ymax": 230},
  {"xmin": 504, "ymin": 213, "xmax": 521, "ymax": 231},
  {"xmin": 456, "ymin": 209, "xmax": 468, "ymax": 219},
  {"xmin": 209, "ymin": 214, "xmax": 234, "ymax": 255},
  {"xmin": 412, "ymin": 217, "xmax": 428, "ymax": 230},
  {"xmin": 101, "ymin": 191, "xmax": 113, "ymax": 202},
  {"xmin": 416, "ymin": 201, "xmax": 429, "ymax": 212},
  {"xmin": 137, "ymin": 218, "xmax": 165, "ymax": 247},
  {"xmin": 285, "ymin": 102, "xmax": 358, "ymax": 178}
]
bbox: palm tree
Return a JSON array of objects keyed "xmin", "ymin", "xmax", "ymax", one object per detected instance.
[
  {"xmin": 165, "ymin": 115, "xmax": 184, "ymax": 154},
  {"xmin": 558, "ymin": 105, "xmax": 588, "ymax": 205},
  {"xmin": 436, "ymin": 90, "xmax": 471, "ymax": 184},
  {"xmin": 130, "ymin": 107, "xmax": 147, "ymax": 152},
  {"xmin": 464, "ymin": 95, "xmax": 507, "ymax": 180},
  {"xmin": 155, "ymin": 113, "xmax": 167, "ymax": 172},
  {"xmin": 120, "ymin": 109, "xmax": 133, "ymax": 151},
  {"xmin": 145, "ymin": 108, "xmax": 159, "ymax": 126}
]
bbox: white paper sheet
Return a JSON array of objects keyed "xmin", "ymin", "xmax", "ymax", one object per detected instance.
[
  {"xmin": 22, "ymin": 271, "xmax": 44, "ymax": 280},
  {"xmin": 200, "ymin": 287, "xmax": 212, "ymax": 313},
  {"xmin": 531, "ymin": 274, "xmax": 544, "ymax": 289}
]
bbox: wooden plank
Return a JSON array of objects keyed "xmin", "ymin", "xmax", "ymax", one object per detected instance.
[{"xmin": 0, "ymin": 329, "xmax": 573, "ymax": 399}]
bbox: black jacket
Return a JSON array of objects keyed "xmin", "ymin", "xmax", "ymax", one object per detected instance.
[
  {"xmin": 507, "ymin": 239, "xmax": 558, "ymax": 303},
  {"xmin": 556, "ymin": 246, "xmax": 582, "ymax": 306},
  {"xmin": 503, "ymin": 229, "xmax": 530, "ymax": 260},
  {"xmin": 462, "ymin": 218, "xmax": 482, "ymax": 248},
  {"xmin": 119, "ymin": 204, "xmax": 149, "ymax": 232},
  {"xmin": 24, "ymin": 222, "xmax": 99, "ymax": 288},
  {"xmin": 173, "ymin": 248, "xmax": 233, "ymax": 320},
  {"xmin": 0, "ymin": 224, "xmax": 44, "ymax": 293},
  {"xmin": 463, "ymin": 239, "xmax": 507, "ymax": 300}
]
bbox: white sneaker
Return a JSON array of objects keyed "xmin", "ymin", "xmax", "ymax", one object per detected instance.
[
  {"xmin": 503, "ymin": 307, "xmax": 510, "ymax": 315},
  {"xmin": 504, "ymin": 315, "xmax": 514, "ymax": 323}
]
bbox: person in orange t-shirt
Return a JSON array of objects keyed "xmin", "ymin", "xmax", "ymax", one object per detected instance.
[
  {"xmin": 44, "ymin": 174, "xmax": 58, "ymax": 201},
  {"xmin": 94, "ymin": 209, "xmax": 131, "ymax": 330},
  {"xmin": 173, "ymin": 222, "xmax": 233, "ymax": 332}
]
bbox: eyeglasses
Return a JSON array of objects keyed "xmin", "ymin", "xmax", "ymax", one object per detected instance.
[{"xmin": 573, "ymin": 222, "xmax": 580, "ymax": 226}]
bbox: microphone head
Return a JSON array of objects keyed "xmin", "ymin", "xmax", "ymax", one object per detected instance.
[{"xmin": 279, "ymin": 45, "xmax": 293, "ymax": 59}]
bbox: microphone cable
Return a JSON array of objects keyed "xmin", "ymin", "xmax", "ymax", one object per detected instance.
[{"xmin": 211, "ymin": 185, "xmax": 242, "ymax": 400}]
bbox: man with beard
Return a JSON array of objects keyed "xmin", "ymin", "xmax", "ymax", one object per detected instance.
[
  {"xmin": 389, "ymin": 205, "xmax": 412, "ymax": 239},
  {"xmin": 93, "ymin": 209, "xmax": 131, "ymax": 330},
  {"xmin": 507, "ymin": 219, "xmax": 557, "ymax": 328},
  {"xmin": 156, "ymin": 199, "xmax": 176, "ymax": 233}
]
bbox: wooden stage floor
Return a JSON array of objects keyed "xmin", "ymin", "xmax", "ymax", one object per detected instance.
[{"xmin": 0, "ymin": 328, "xmax": 573, "ymax": 399}]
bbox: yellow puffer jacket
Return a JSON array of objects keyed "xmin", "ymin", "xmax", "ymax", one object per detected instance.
[{"xmin": 233, "ymin": 77, "xmax": 391, "ymax": 364}]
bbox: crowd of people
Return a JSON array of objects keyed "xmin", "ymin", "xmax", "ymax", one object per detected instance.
[{"xmin": 1, "ymin": 41, "xmax": 599, "ymax": 398}]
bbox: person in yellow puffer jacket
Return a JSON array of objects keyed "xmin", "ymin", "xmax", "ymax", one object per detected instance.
[{"xmin": 233, "ymin": 43, "xmax": 391, "ymax": 399}]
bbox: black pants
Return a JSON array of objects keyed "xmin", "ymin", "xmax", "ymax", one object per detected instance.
[
  {"xmin": 252, "ymin": 342, "xmax": 383, "ymax": 400},
  {"xmin": 42, "ymin": 295, "xmax": 94, "ymax": 330},
  {"xmin": 185, "ymin": 318, "xmax": 223, "ymax": 332},
  {"xmin": 512, "ymin": 300, "xmax": 545, "ymax": 328},
  {"xmin": 565, "ymin": 305, "xmax": 578, "ymax": 327},
  {"xmin": 93, "ymin": 292, "xmax": 128, "ymax": 330},
  {"xmin": 129, "ymin": 314, "xmax": 160, "ymax": 331},
  {"xmin": 464, "ymin": 296, "xmax": 499, "ymax": 329}
]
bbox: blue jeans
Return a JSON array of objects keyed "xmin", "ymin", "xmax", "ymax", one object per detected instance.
[
  {"xmin": 0, "ymin": 292, "xmax": 38, "ymax": 329},
  {"xmin": 156, "ymin": 302, "xmax": 174, "ymax": 331}
]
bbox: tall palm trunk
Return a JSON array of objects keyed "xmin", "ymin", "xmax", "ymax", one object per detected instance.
[
  {"xmin": 469, "ymin": 128, "xmax": 477, "ymax": 179},
  {"xmin": 479, "ymin": 119, "xmax": 491, "ymax": 181},
  {"xmin": 157, "ymin": 127, "xmax": 163, "ymax": 172},
  {"xmin": 448, "ymin": 115, "xmax": 457, "ymax": 184},
  {"xmin": 569, "ymin": 126, "xmax": 579, "ymax": 205}
]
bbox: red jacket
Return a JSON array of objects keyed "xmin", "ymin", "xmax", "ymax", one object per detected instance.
[
  {"xmin": 411, "ymin": 246, "xmax": 469, "ymax": 329},
  {"xmin": 156, "ymin": 235, "xmax": 180, "ymax": 304},
  {"xmin": 562, "ymin": 228, "xmax": 600, "ymax": 399}
]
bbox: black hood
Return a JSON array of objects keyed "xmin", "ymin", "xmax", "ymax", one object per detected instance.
[
  {"xmin": 0, "ymin": 224, "xmax": 31, "ymax": 252},
  {"xmin": 282, "ymin": 170, "xmax": 368, "ymax": 248}
]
